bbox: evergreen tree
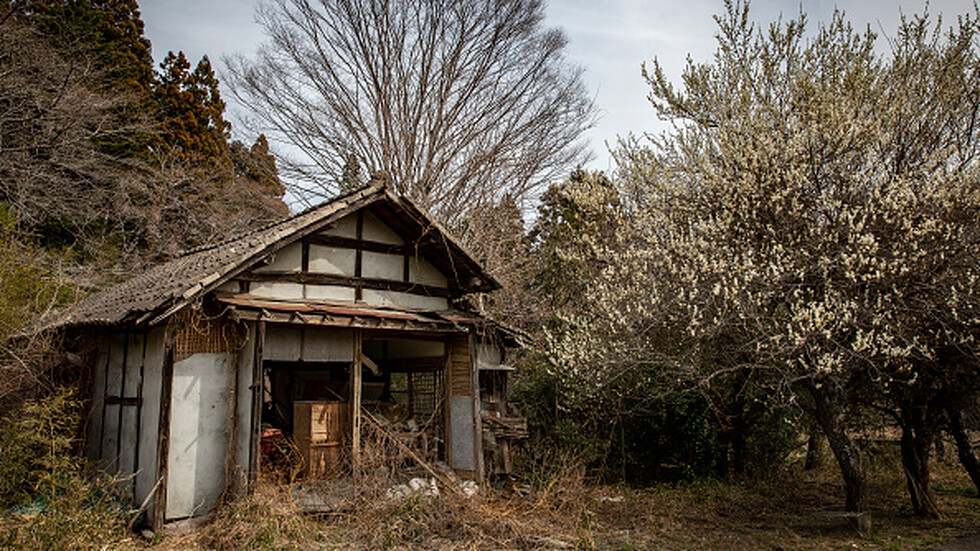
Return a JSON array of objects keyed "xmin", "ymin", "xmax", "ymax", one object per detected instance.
[
  {"xmin": 5, "ymin": 0, "xmax": 153, "ymax": 96},
  {"xmin": 153, "ymin": 52, "xmax": 232, "ymax": 167},
  {"xmin": 231, "ymin": 135, "xmax": 285, "ymax": 198}
]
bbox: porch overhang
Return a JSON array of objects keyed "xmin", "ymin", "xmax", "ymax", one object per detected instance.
[{"xmin": 215, "ymin": 294, "xmax": 483, "ymax": 334}]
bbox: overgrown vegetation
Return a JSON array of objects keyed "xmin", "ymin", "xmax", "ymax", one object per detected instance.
[
  {"xmin": 0, "ymin": 0, "xmax": 978, "ymax": 548},
  {"xmin": 0, "ymin": 389, "xmax": 133, "ymax": 550}
]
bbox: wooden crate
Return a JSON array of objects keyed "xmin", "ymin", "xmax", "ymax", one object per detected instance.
[{"xmin": 294, "ymin": 401, "xmax": 347, "ymax": 478}]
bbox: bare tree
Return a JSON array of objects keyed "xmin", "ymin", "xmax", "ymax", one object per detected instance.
[{"xmin": 225, "ymin": 0, "xmax": 596, "ymax": 225}]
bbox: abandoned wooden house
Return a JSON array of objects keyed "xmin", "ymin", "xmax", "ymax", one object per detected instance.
[{"xmin": 40, "ymin": 182, "xmax": 527, "ymax": 529}]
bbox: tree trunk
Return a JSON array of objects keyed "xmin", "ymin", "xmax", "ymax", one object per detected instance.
[
  {"xmin": 810, "ymin": 383, "xmax": 868, "ymax": 513},
  {"xmin": 804, "ymin": 433, "xmax": 824, "ymax": 470},
  {"xmin": 898, "ymin": 404, "xmax": 941, "ymax": 518},
  {"xmin": 731, "ymin": 419, "xmax": 747, "ymax": 475},
  {"xmin": 947, "ymin": 407, "xmax": 980, "ymax": 496}
]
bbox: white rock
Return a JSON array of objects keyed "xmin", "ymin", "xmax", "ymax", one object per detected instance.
[
  {"xmin": 407, "ymin": 477, "xmax": 440, "ymax": 496},
  {"xmin": 459, "ymin": 480, "xmax": 479, "ymax": 497},
  {"xmin": 385, "ymin": 484, "xmax": 411, "ymax": 499}
]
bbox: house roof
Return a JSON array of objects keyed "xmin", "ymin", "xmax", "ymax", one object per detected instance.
[{"xmin": 37, "ymin": 182, "xmax": 500, "ymax": 331}]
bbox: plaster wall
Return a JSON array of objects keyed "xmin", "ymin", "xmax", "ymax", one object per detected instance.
[
  {"xmin": 264, "ymin": 326, "xmax": 354, "ymax": 362},
  {"xmin": 450, "ymin": 397, "xmax": 476, "ymax": 471},
  {"xmin": 362, "ymin": 250, "xmax": 403, "ymax": 281},
  {"xmin": 476, "ymin": 343, "xmax": 503, "ymax": 368},
  {"xmin": 408, "ymin": 256, "xmax": 448, "ymax": 287},
  {"xmin": 253, "ymin": 242, "xmax": 302, "ymax": 273},
  {"xmin": 362, "ymin": 212, "xmax": 403, "ymax": 244},
  {"xmin": 166, "ymin": 353, "xmax": 233, "ymax": 520},
  {"xmin": 361, "ymin": 289, "xmax": 447, "ymax": 311},
  {"xmin": 308, "ymin": 244, "xmax": 355, "ymax": 275},
  {"xmin": 305, "ymin": 285, "xmax": 356, "ymax": 302},
  {"xmin": 249, "ymin": 282, "xmax": 305, "ymax": 299},
  {"xmin": 321, "ymin": 214, "xmax": 357, "ymax": 238}
]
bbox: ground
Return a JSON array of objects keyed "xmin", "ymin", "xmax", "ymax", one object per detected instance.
[
  {"xmin": 1, "ymin": 454, "xmax": 977, "ymax": 550},
  {"xmin": 151, "ymin": 457, "xmax": 979, "ymax": 551}
]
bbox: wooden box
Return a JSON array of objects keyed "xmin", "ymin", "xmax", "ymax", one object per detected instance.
[{"xmin": 294, "ymin": 401, "xmax": 347, "ymax": 478}]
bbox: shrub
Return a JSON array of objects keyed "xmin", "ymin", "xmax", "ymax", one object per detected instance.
[{"xmin": 0, "ymin": 388, "xmax": 132, "ymax": 550}]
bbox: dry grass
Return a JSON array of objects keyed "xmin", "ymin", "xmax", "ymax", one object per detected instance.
[
  {"xmin": 2, "ymin": 445, "xmax": 977, "ymax": 550},
  {"xmin": 165, "ymin": 452, "xmax": 979, "ymax": 551}
]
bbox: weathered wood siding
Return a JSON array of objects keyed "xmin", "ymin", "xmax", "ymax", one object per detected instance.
[{"xmin": 85, "ymin": 327, "xmax": 166, "ymax": 520}]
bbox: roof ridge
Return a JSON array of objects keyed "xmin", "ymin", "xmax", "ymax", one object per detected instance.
[{"xmin": 177, "ymin": 181, "xmax": 386, "ymax": 258}]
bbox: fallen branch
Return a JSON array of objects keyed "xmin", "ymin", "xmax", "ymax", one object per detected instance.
[{"xmin": 358, "ymin": 406, "xmax": 466, "ymax": 497}]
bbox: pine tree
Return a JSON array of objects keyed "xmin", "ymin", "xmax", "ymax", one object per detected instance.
[
  {"xmin": 153, "ymin": 52, "xmax": 232, "ymax": 167},
  {"xmin": 231, "ymin": 135, "xmax": 285, "ymax": 197}
]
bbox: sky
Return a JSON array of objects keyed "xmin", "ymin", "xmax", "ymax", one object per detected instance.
[{"xmin": 141, "ymin": 0, "xmax": 978, "ymax": 175}]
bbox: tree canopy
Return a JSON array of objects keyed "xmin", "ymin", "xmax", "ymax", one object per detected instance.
[
  {"xmin": 225, "ymin": 0, "xmax": 596, "ymax": 227},
  {"xmin": 534, "ymin": 0, "xmax": 980, "ymax": 515}
]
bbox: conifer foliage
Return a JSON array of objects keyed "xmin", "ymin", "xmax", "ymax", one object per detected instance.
[
  {"xmin": 0, "ymin": 0, "xmax": 288, "ymax": 266},
  {"xmin": 0, "ymin": 1, "xmax": 289, "ymax": 404}
]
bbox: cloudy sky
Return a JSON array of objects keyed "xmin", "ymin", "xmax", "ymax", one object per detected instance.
[{"xmin": 141, "ymin": 0, "xmax": 977, "ymax": 174}]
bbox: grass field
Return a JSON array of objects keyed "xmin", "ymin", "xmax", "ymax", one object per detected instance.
[{"xmin": 2, "ymin": 453, "xmax": 977, "ymax": 550}]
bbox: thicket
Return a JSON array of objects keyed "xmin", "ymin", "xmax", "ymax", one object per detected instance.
[
  {"xmin": 0, "ymin": 389, "xmax": 134, "ymax": 549},
  {"xmin": 0, "ymin": 0, "xmax": 290, "ymax": 403},
  {"xmin": 0, "ymin": 1, "xmax": 291, "ymax": 533}
]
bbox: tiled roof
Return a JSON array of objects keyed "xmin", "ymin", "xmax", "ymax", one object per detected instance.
[{"xmin": 38, "ymin": 184, "xmax": 390, "ymax": 330}]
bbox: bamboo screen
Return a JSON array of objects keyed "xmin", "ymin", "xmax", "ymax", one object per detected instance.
[
  {"xmin": 171, "ymin": 308, "xmax": 245, "ymax": 362},
  {"xmin": 448, "ymin": 335, "xmax": 471, "ymax": 396}
]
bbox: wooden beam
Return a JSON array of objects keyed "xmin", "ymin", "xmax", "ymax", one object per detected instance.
[
  {"xmin": 359, "ymin": 351, "xmax": 380, "ymax": 376},
  {"xmin": 229, "ymin": 308, "xmax": 459, "ymax": 334},
  {"xmin": 248, "ymin": 321, "xmax": 265, "ymax": 492},
  {"xmin": 152, "ymin": 326, "xmax": 175, "ymax": 532},
  {"xmin": 104, "ymin": 395, "xmax": 141, "ymax": 406},
  {"xmin": 350, "ymin": 329, "xmax": 363, "ymax": 475},
  {"xmin": 303, "ymin": 233, "xmax": 408, "ymax": 255},
  {"xmin": 237, "ymin": 271, "xmax": 456, "ymax": 298}
]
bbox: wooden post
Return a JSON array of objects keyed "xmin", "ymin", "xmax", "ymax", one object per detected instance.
[
  {"xmin": 225, "ymin": 325, "xmax": 241, "ymax": 497},
  {"xmin": 115, "ymin": 331, "xmax": 129, "ymax": 475},
  {"xmin": 442, "ymin": 337, "xmax": 453, "ymax": 466},
  {"xmin": 350, "ymin": 329, "xmax": 363, "ymax": 474},
  {"xmin": 354, "ymin": 211, "xmax": 364, "ymax": 302},
  {"xmin": 95, "ymin": 331, "xmax": 110, "ymax": 466},
  {"xmin": 132, "ymin": 331, "xmax": 148, "ymax": 501},
  {"xmin": 248, "ymin": 321, "xmax": 265, "ymax": 491},
  {"xmin": 152, "ymin": 326, "xmax": 175, "ymax": 532},
  {"xmin": 468, "ymin": 333, "xmax": 485, "ymax": 484}
]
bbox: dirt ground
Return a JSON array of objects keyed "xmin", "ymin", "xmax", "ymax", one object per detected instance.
[{"xmin": 147, "ymin": 457, "xmax": 979, "ymax": 551}]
